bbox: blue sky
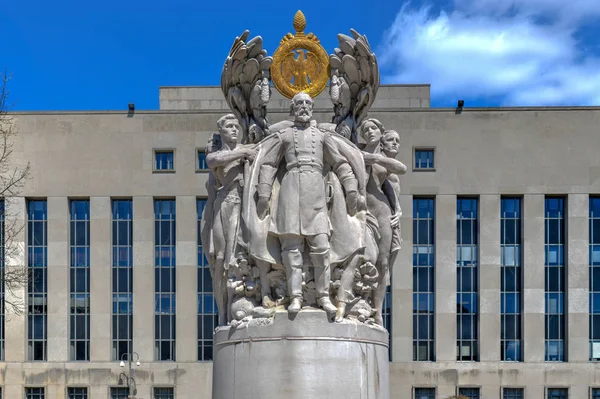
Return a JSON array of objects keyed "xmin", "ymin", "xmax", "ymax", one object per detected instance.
[{"xmin": 3, "ymin": 0, "xmax": 600, "ymax": 110}]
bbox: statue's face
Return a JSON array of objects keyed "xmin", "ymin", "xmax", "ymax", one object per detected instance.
[
  {"xmin": 220, "ymin": 118, "xmax": 240, "ymax": 142},
  {"xmin": 292, "ymin": 94, "xmax": 313, "ymax": 123},
  {"xmin": 362, "ymin": 121, "xmax": 382, "ymax": 145},
  {"xmin": 382, "ymin": 132, "xmax": 400, "ymax": 156}
]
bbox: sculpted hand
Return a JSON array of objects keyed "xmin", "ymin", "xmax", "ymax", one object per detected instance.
[
  {"xmin": 257, "ymin": 197, "xmax": 270, "ymax": 220},
  {"xmin": 390, "ymin": 212, "xmax": 400, "ymax": 228},
  {"xmin": 346, "ymin": 191, "xmax": 358, "ymax": 216},
  {"xmin": 243, "ymin": 147, "xmax": 258, "ymax": 162}
]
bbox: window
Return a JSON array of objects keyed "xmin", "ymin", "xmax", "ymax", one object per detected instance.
[
  {"xmin": 0, "ymin": 200, "xmax": 4, "ymax": 361},
  {"xmin": 459, "ymin": 387, "xmax": 480, "ymax": 399},
  {"xmin": 27, "ymin": 200, "xmax": 47, "ymax": 361},
  {"xmin": 154, "ymin": 387, "xmax": 174, "ymax": 399},
  {"xmin": 504, "ymin": 388, "xmax": 524, "ymax": 399},
  {"xmin": 413, "ymin": 198, "xmax": 435, "ymax": 361},
  {"xmin": 590, "ymin": 197, "xmax": 600, "ymax": 360},
  {"xmin": 69, "ymin": 200, "xmax": 90, "ymax": 361},
  {"xmin": 545, "ymin": 197, "xmax": 566, "ymax": 362},
  {"xmin": 112, "ymin": 199, "xmax": 133, "ymax": 361},
  {"xmin": 197, "ymin": 150, "xmax": 208, "ymax": 171},
  {"xmin": 110, "ymin": 387, "xmax": 129, "ymax": 399},
  {"xmin": 414, "ymin": 387, "xmax": 435, "ymax": 399},
  {"xmin": 67, "ymin": 387, "xmax": 87, "ymax": 399},
  {"xmin": 155, "ymin": 199, "xmax": 176, "ymax": 361},
  {"xmin": 592, "ymin": 387, "xmax": 600, "ymax": 399},
  {"xmin": 198, "ymin": 199, "xmax": 217, "ymax": 361},
  {"xmin": 25, "ymin": 388, "xmax": 45, "ymax": 399},
  {"xmin": 383, "ymin": 285, "xmax": 392, "ymax": 360},
  {"xmin": 154, "ymin": 150, "xmax": 174, "ymax": 171},
  {"xmin": 547, "ymin": 388, "xmax": 568, "ymax": 398},
  {"xmin": 414, "ymin": 149, "xmax": 434, "ymax": 170},
  {"xmin": 457, "ymin": 198, "xmax": 478, "ymax": 361},
  {"xmin": 501, "ymin": 198, "xmax": 522, "ymax": 361}
]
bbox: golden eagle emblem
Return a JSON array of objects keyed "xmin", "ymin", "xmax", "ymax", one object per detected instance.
[{"xmin": 271, "ymin": 11, "xmax": 330, "ymax": 99}]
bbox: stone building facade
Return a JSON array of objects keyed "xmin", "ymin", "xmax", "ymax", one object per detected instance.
[{"xmin": 1, "ymin": 84, "xmax": 599, "ymax": 398}]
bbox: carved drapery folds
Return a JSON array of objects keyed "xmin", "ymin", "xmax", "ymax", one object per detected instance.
[{"xmin": 202, "ymin": 19, "xmax": 407, "ymax": 331}]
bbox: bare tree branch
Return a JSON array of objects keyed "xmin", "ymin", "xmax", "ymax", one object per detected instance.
[{"xmin": 0, "ymin": 69, "xmax": 31, "ymax": 317}]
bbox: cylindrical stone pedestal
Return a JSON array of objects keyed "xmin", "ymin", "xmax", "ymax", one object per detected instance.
[{"xmin": 212, "ymin": 309, "xmax": 390, "ymax": 399}]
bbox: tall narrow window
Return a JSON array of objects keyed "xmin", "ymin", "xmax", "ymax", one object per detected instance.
[
  {"xmin": 457, "ymin": 198, "xmax": 478, "ymax": 361},
  {"xmin": 0, "ymin": 200, "xmax": 4, "ymax": 361},
  {"xmin": 69, "ymin": 200, "xmax": 90, "ymax": 361},
  {"xmin": 413, "ymin": 198, "xmax": 435, "ymax": 361},
  {"xmin": 545, "ymin": 197, "xmax": 566, "ymax": 362},
  {"xmin": 383, "ymin": 285, "xmax": 392, "ymax": 359},
  {"xmin": 67, "ymin": 387, "xmax": 87, "ymax": 399},
  {"xmin": 197, "ymin": 199, "xmax": 217, "ymax": 361},
  {"xmin": 155, "ymin": 199, "xmax": 176, "ymax": 361},
  {"xmin": 591, "ymin": 197, "xmax": 600, "ymax": 360},
  {"xmin": 501, "ymin": 197, "xmax": 522, "ymax": 361},
  {"xmin": 27, "ymin": 200, "xmax": 47, "ymax": 361},
  {"xmin": 112, "ymin": 199, "xmax": 133, "ymax": 361},
  {"xmin": 25, "ymin": 387, "xmax": 45, "ymax": 399},
  {"xmin": 592, "ymin": 388, "xmax": 600, "ymax": 399}
]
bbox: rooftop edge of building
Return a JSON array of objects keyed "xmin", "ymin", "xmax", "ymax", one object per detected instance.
[{"xmin": 12, "ymin": 105, "xmax": 600, "ymax": 115}]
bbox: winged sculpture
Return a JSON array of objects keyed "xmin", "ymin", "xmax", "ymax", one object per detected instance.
[
  {"xmin": 221, "ymin": 30, "xmax": 273, "ymax": 144},
  {"xmin": 329, "ymin": 29, "xmax": 380, "ymax": 143}
]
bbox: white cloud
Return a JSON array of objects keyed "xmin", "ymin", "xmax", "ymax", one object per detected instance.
[{"xmin": 379, "ymin": 1, "xmax": 600, "ymax": 106}]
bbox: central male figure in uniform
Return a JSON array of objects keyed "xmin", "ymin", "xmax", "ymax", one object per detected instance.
[{"xmin": 256, "ymin": 92, "xmax": 359, "ymax": 315}]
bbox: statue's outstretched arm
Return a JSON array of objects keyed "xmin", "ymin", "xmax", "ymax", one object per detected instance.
[
  {"xmin": 362, "ymin": 152, "xmax": 407, "ymax": 175},
  {"xmin": 206, "ymin": 146, "xmax": 256, "ymax": 169}
]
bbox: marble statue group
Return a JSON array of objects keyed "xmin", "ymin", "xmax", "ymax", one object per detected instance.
[{"xmin": 200, "ymin": 11, "xmax": 407, "ymax": 331}]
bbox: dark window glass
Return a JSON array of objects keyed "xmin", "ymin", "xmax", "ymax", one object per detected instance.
[
  {"xmin": 155, "ymin": 151, "xmax": 174, "ymax": 170},
  {"xmin": 154, "ymin": 387, "xmax": 174, "ymax": 399},
  {"xmin": 413, "ymin": 198, "xmax": 435, "ymax": 362},
  {"xmin": 547, "ymin": 388, "xmax": 568, "ymax": 399},
  {"xmin": 415, "ymin": 149, "xmax": 434, "ymax": 169},
  {"xmin": 198, "ymin": 150, "xmax": 208, "ymax": 170},
  {"xmin": 27, "ymin": 200, "xmax": 47, "ymax": 361},
  {"xmin": 67, "ymin": 387, "xmax": 87, "ymax": 399},
  {"xmin": 545, "ymin": 197, "xmax": 566, "ymax": 362},
  {"xmin": 503, "ymin": 388, "xmax": 523, "ymax": 399},
  {"xmin": 25, "ymin": 388, "xmax": 45, "ymax": 399},
  {"xmin": 459, "ymin": 387, "xmax": 480, "ymax": 399},
  {"xmin": 414, "ymin": 387, "xmax": 435, "ymax": 399},
  {"xmin": 110, "ymin": 387, "xmax": 129, "ymax": 399},
  {"xmin": 457, "ymin": 198, "xmax": 478, "ymax": 361}
]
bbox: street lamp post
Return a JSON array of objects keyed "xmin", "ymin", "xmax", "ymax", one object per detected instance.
[{"xmin": 120, "ymin": 352, "xmax": 140, "ymax": 398}]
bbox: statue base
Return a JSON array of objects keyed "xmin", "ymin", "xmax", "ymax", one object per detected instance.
[{"xmin": 212, "ymin": 309, "xmax": 390, "ymax": 399}]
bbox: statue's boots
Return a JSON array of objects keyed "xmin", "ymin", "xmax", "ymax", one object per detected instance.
[
  {"xmin": 311, "ymin": 250, "xmax": 337, "ymax": 316},
  {"xmin": 282, "ymin": 249, "xmax": 303, "ymax": 314}
]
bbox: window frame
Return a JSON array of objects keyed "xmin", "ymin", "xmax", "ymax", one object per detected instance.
[
  {"xmin": 458, "ymin": 386, "xmax": 481, "ymax": 399},
  {"xmin": 24, "ymin": 387, "xmax": 45, "ymax": 399},
  {"xmin": 501, "ymin": 386, "xmax": 525, "ymax": 399},
  {"xmin": 65, "ymin": 386, "xmax": 89, "ymax": 399},
  {"xmin": 153, "ymin": 149, "xmax": 176, "ymax": 173},
  {"xmin": 111, "ymin": 198, "xmax": 134, "ymax": 361},
  {"xmin": 153, "ymin": 386, "xmax": 176, "ymax": 399},
  {"xmin": 413, "ymin": 386, "xmax": 436, "ymax": 399},
  {"xmin": 413, "ymin": 147, "xmax": 436, "ymax": 171},
  {"xmin": 545, "ymin": 386, "xmax": 569, "ymax": 399},
  {"xmin": 196, "ymin": 148, "xmax": 209, "ymax": 172}
]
